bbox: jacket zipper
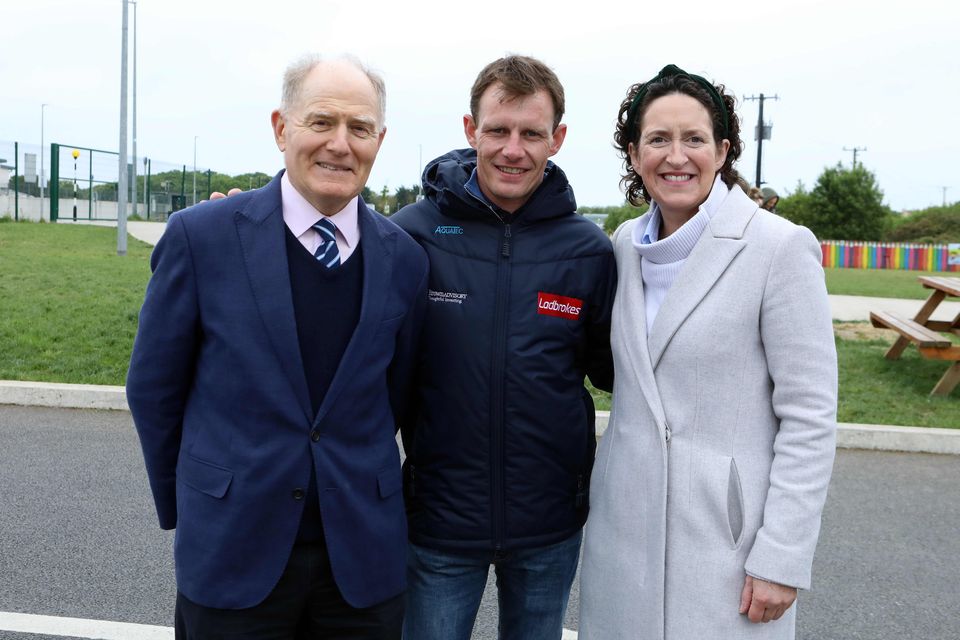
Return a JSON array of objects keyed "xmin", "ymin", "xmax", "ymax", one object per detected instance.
[{"xmin": 491, "ymin": 221, "xmax": 512, "ymax": 550}]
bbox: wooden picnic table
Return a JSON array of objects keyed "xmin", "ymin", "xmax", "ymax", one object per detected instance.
[{"xmin": 870, "ymin": 276, "xmax": 960, "ymax": 397}]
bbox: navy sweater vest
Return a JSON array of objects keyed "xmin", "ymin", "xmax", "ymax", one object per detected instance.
[{"xmin": 285, "ymin": 228, "xmax": 363, "ymax": 541}]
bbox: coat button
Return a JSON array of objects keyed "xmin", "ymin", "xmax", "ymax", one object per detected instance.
[
  {"xmin": 310, "ymin": 430, "xmax": 321, "ymax": 442},
  {"xmin": 292, "ymin": 488, "xmax": 304, "ymax": 500}
]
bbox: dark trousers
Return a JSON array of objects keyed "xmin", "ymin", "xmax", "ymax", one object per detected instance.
[{"xmin": 175, "ymin": 541, "xmax": 404, "ymax": 640}]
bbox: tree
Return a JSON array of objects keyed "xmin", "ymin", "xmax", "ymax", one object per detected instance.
[
  {"xmin": 775, "ymin": 181, "xmax": 813, "ymax": 227},
  {"xmin": 578, "ymin": 202, "xmax": 649, "ymax": 235},
  {"xmin": 394, "ymin": 184, "xmax": 420, "ymax": 210},
  {"xmin": 785, "ymin": 164, "xmax": 894, "ymax": 240},
  {"xmin": 884, "ymin": 204, "xmax": 960, "ymax": 244}
]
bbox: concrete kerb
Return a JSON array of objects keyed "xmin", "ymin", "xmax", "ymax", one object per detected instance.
[{"xmin": 1, "ymin": 381, "xmax": 957, "ymax": 455}]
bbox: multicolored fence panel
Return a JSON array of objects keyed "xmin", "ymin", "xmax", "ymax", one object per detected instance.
[{"xmin": 821, "ymin": 241, "xmax": 960, "ymax": 272}]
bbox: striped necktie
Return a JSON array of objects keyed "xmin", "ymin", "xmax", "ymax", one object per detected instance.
[{"xmin": 312, "ymin": 218, "xmax": 340, "ymax": 269}]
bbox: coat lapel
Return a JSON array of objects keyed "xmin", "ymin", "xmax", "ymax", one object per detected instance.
[
  {"xmin": 234, "ymin": 175, "xmax": 313, "ymax": 423},
  {"xmin": 313, "ymin": 200, "xmax": 394, "ymax": 425},
  {"xmin": 614, "ymin": 217, "xmax": 669, "ymax": 432},
  {"xmin": 647, "ymin": 187, "xmax": 758, "ymax": 370}
]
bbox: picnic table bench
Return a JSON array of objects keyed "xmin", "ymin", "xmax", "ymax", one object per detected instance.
[{"xmin": 870, "ymin": 276, "xmax": 960, "ymax": 397}]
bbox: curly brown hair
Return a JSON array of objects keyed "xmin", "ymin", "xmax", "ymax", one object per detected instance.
[{"xmin": 614, "ymin": 72, "xmax": 743, "ymax": 206}]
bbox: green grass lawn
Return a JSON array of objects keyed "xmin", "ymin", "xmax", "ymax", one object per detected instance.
[
  {"xmin": 2, "ymin": 220, "xmax": 955, "ymax": 426},
  {"xmin": 824, "ymin": 267, "xmax": 952, "ymax": 299},
  {"xmin": 0, "ymin": 221, "xmax": 152, "ymax": 385}
]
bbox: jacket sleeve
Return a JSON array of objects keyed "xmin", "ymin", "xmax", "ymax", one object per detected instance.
[
  {"xmin": 584, "ymin": 250, "xmax": 617, "ymax": 393},
  {"xmin": 388, "ymin": 251, "xmax": 429, "ymax": 439},
  {"xmin": 744, "ymin": 224, "xmax": 837, "ymax": 589},
  {"xmin": 126, "ymin": 214, "xmax": 200, "ymax": 530}
]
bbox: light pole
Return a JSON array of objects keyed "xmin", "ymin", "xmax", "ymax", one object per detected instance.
[
  {"xmin": 193, "ymin": 135, "xmax": 198, "ymax": 204},
  {"xmin": 40, "ymin": 103, "xmax": 48, "ymax": 219},
  {"xmin": 143, "ymin": 156, "xmax": 148, "ymax": 218},
  {"xmin": 130, "ymin": 0, "xmax": 138, "ymax": 217},
  {"xmin": 72, "ymin": 149, "xmax": 79, "ymax": 221},
  {"xmin": 118, "ymin": 0, "xmax": 129, "ymax": 256}
]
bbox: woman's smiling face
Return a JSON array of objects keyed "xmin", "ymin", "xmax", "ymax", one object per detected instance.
[{"xmin": 629, "ymin": 93, "xmax": 729, "ymax": 224}]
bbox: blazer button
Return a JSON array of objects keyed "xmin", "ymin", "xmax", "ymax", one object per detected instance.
[
  {"xmin": 310, "ymin": 430, "xmax": 321, "ymax": 442},
  {"xmin": 292, "ymin": 488, "xmax": 305, "ymax": 500}
]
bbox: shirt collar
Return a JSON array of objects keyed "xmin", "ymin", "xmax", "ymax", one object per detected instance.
[{"xmin": 281, "ymin": 172, "xmax": 360, "ymax": 248}]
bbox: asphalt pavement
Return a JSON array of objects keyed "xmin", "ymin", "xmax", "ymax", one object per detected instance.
[{"xmin": 2, "ymin": 405, "xmax": 958, "ymax": 640}]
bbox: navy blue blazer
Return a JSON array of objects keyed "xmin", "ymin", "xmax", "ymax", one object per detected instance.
[{"xmin": 127, "ymin": 172, "xmax": 428, "ymax": 609}]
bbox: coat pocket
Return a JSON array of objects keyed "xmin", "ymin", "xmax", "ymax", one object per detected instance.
[
  {"xmin": 179, "ymin": 453, "xmax": 233, "ymax": 499},
  {"xmin": 726, "ymin": 457, "xmax": 744, "ymax": 549}
]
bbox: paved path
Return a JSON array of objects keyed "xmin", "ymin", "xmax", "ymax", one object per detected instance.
[{"xmin": 2, "ymin": 406, "xmax": 958, "ymax": 639}]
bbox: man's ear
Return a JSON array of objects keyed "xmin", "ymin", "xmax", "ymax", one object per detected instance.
[
  {"xmin": 271, "ymin": 110, "xmax": 286, "ymax": 151},
  {"xmin": 463, "ymin": 114, "xmax": 479, "ymax": 150},
  {"xmin": 549, "ymin": 123, "xmax": 568, "ymax": 156}
]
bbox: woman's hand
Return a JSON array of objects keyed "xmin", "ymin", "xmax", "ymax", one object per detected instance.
[{"xmin": 739, "ymin": 575, "xmax": 797, "ymax": 623}]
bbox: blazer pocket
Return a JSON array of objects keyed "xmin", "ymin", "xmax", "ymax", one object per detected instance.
[
  {"xmin": 378, "ymin": 467, "xmax": 402, "ymax": 498},
  {"xmin": 179, "ymin": 453, "xmax": 233, "ymax": 499}
]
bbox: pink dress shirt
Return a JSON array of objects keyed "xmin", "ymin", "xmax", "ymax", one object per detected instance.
[{"xmin": 280, "ymin": 172, "xmax": 360, "ymax": 263}]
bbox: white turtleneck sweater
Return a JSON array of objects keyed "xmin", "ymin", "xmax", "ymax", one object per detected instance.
[{"xmin": 632, "ymin": 175, "xmax": 730, "ymax": 335}]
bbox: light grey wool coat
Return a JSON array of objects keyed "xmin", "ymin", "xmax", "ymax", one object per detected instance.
[{"xmin": 579, "ymin": 185, "xmax": 838, "ymax": 640}]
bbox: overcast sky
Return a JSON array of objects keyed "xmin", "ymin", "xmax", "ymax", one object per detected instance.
[{"xmin": 2, "ymin": 0, "xmax": 957, "ymax": 210}]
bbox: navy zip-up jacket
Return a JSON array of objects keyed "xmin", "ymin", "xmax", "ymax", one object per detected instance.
[{"xmin": 392, "ymin": 149, "xmax": 616, "ymax": 552}]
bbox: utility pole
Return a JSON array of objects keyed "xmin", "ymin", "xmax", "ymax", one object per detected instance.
[
  {"xmin": 743, "ymin": 93, "xmax": 778, "ymax": 187},
  {"xmin": 118, "ymin": 0, "xmax": 129, "ymax": 256},
  {"xmin": 941, "ymin": 186, "xmax": 949, "ymax": 207},
  {"xmin": 843, "ymin": 146, "xmax": 866, "ymax": 168}
]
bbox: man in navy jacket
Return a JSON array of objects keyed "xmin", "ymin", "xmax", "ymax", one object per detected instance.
[
  {"xmin": 127, "ymin": 55, "xmax": 427, "ymax": 639},
  {"xmin": 392, "ymin": 55, "xmax": 616, "ymax": 640}
]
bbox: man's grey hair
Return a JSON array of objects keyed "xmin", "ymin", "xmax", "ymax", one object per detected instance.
[{"xmin": 280, "ymin": 53, "xmax": 386, "ymax": 129}]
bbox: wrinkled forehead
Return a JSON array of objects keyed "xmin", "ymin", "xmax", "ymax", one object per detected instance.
[
  {"xmin": 295, "ymin": 61, "xmax": 383, "ymax": 126},
  {"xmin": 476, "ymin": 84, "xmax": 556, "ymax": 127}
]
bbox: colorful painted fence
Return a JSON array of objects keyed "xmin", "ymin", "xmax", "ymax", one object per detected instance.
[{"xmin": 821, "ymin": 241, "xmax": 960, "ymax": 272}]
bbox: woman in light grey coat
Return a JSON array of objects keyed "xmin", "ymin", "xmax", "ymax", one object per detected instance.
[{"xmin": 579, "ymin": 65, "xmax": 837, "ymax": 639}]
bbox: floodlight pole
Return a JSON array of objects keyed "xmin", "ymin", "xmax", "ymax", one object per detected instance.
[
  {"xmin": 118, "ymin": 0, "xmax": 129, "ymax": 255},
  {"xmin": 130, "ymin": 0, "xmax": 138, "ymax": 217}
]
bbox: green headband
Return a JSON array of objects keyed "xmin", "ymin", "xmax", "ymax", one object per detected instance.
[{"xmin": 625, "ymin": 64, "xmax": 730, "ymax": 143}]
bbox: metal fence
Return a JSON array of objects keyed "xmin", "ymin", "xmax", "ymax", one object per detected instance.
[{"xmin": 1, "ymin": 138, "xmax": 215, "ymax": 222}]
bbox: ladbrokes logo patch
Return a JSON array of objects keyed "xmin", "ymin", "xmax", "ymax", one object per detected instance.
[{"xmin": 537, "ymin": 292, "xmax": 583, "ymax": 320}]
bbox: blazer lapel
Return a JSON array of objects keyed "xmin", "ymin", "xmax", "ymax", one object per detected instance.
[
  {"xmin": 234, "ymin": 176, "xmax": 313, "ymax": 423},
  {"xmin": 614, "ymin": 218, "xmax": 670, "ymax": 433},
  {"xmin": 313, "ymin": 200, "xmax": 394, "ymax": 426},
  {"xmin": 647, "ymin": 188, "xmax": 758, "ymax": 369}
]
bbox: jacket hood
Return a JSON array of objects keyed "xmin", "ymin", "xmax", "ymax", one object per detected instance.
[{"xmin": 420, "ymin": 148, "xmax": 577, "ymax": 224}]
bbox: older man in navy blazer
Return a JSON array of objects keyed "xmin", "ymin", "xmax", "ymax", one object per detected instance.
[{"xmin": 127, "ymin": 54, "xmax": 428, "ymax": 639}]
